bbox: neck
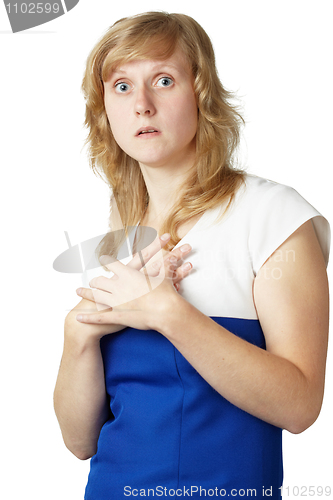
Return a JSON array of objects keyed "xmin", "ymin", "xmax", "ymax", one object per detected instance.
[
  {"xmin": 140, "ymin": 171, "xmax": 185, "ymax": 226},
  {"xmin": 139, "ymin": 154, "xmax": 195, "ymax": 225}
]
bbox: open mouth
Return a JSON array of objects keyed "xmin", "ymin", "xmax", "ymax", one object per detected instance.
[
  {"xmin": 136, "ymin": 127, "xmax": 160, "ymax": 136},
  {"xmin": 139, "ymin": 130, "xmax": 157, "ymax": 135}
]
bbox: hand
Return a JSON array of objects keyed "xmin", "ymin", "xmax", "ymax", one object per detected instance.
[
  {"xmin": 64, "ymin": 297, "xmax": 121, "ymax": 343},
  {"xmin": 138, "ymin": 235, "xmax": 193, "ymax": 291},
  {"xmin": 75, "ymin": 233, "xmax": 193, "ymax": 331},
  {"xmin": 65, "ymin": 235, "xmax": 182, "ymax": 342}
]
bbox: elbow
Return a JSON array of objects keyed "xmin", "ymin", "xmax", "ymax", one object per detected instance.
[
  {"xmin": 72, "ymin": 450, "xmax": 94, "ymax": 461},
  {"xmin": 286, "ymin": 420, "xmax": 314, "ymax": 435},
  {"xmin": 65, "ymin": 440, "xmax": 96, "ymax": 461},
  {"xmin": 284, "ymin": 376, "xmax": 326, "ymax": 435},
  {"xmin": 285, "ymin": 403, "xmax": 322, "ymax": 435}
]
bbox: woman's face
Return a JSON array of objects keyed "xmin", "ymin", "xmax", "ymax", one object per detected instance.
[{"xmin": 103, "ymin": 48, "xmax": 198, "ymax": 171}]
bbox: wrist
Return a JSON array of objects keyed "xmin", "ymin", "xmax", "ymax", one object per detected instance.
[
  {"xmin": 152, "ymin": 291, "xmax": 189, "ymax": 338},
  {"xmin": 64, "ymin": 325, "xmax": 101, "ymax": 355},
  {"xmin": 64, "ymin": 314, "xmax": 103, "ymax": 353}
]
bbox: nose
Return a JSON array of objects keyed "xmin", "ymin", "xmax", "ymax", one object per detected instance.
[{"xmin": 134, "ymin": 86, "xmax": 156, "ymax": 116}]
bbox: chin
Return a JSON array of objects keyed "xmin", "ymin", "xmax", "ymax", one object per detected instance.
[{"xmin": 130, "ymin": 153, "xmax": 170, "ymax": 168}]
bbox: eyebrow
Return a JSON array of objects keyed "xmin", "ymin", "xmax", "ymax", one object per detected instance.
[{"xmin": 112, "ymin": 62, "xmax": 182, "ymax": 76}]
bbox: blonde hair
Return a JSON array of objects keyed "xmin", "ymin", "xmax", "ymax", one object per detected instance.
[{"xmin": 82, "ymin": 11, "xmax": 245, "ymax": 256}]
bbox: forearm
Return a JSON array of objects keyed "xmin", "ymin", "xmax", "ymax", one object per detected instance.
[
  {"xmin": 53, "ymin": 333, "xmax": 109, "ymax": 460},
  {"xmin": 156, "ymin": 295, "xmax": 321, "ymax": 433}
]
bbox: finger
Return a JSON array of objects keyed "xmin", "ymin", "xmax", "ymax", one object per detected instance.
[
  {"xmin": 159, "ymin": 255, "xmax": 178, "ymax": 280},
  {"xmin": 173, "ymin": 261, "xmax": 193, "ymax": 284},
  {"xmin": 76, "ymin": 309, "xmax": 116, "ymax": 324},
  {"xmin": 89, "ymin": 275, "xmax": 117, "ymax": 293},
  {"xmin": 99, "ymin": 255, "xmax": 135, "ymax": 284},
  {"xmin": 76, "ymin": 287, "xmax": 112, "ymax": 310},
  {"xmin": 100, "ymin": 254, "xmax": 117, "ymax": 267},
  {"xmin": 159, "ymin": 244, "xmax": 192, "ymax": 270},
  {"xmin": 128, "ymin": 233, "xmax": 170, "ymax": 271},
  {"xmin": 144, "ymin": 243, "xmax": 192, "ymax": 277},
  {"xmin": 169, "ymin": 243, "xmax": 192, "ymax": 263},
  {"xmin": 159, "ymin": 244, "xmax": 192, "ymax": 277},
  {"xmin": 90, "ymin": 259, "xmax": 133, "ymax": 290},
  {"xmin": 76, "ymin": 287, "xmax": 96, "ymax": 301},
  {"xmin": 99, "ymin": 255, "xmax": 121, "ymax": 282},
  {"xmin": 101, "ymin": 258, "xmax": 128, "ymax": 278},
  {"xmin": 143, "ymin": 258, "xmax": 162, "ymax": 277},
  {"xmin": 76, "ymin": 308, "xmax": 136, "ymax": 327}
]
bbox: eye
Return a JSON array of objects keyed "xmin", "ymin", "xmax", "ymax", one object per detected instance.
[
  {"xmin": 156, "ymin": 77, "xmax": 173, "ymax": 88},
  {"xmin": 114, "ymin": 82, "xmax": 131, "ymax": 93}
]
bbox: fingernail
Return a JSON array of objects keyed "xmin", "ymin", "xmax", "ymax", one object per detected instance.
[
  {"xmin": 76, "ymin": 288, "xmax": 82, "ymax": 295},
  {"xmin": 169, "ymin": 256, "xmax": 177, "ymax": 264},
  {"xmin": 160, "ymin": 233, "xmax": 170, "ymax": 241},
  {"xmin": 180, "ymin": 244, "xmax": 191, "ymax": 253},
  {"xmin": 183, "ymin": 262, "xmax": 192, "ymax": 270},
  {"xmin": 76, "ymin": 315, "xmax": 83, "ymax": 321}
]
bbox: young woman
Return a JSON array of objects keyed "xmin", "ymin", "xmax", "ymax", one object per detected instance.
[{"xmin": 53, "ymin": 12, "xmax": 330, "ymax": 499}]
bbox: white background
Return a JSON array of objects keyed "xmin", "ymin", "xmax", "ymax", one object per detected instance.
[{"xmin": 0, "ymin": 0, "xmax": 332, "ymax": 498}]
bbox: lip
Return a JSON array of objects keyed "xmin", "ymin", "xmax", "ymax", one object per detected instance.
[{"xmin": 135, "ymin": 126, "xmax": 160, "ymax": 137}]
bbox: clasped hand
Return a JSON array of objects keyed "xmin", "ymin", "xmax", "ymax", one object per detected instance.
[{"xmin": 75, "ymin": 233, "xmax": 192, "ymax": 331}]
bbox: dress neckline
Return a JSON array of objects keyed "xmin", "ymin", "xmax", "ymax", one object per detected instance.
[
  {"xmin": 132, "ymin": 186, "xmax": 241, "ymax": 252},
  {"xmin": 134, "ymin": 209, "xmax": 210, "ymax": 250},
  {"xmin": 172, "ymin": 210, "xmax": 210, "ymax": 248}
]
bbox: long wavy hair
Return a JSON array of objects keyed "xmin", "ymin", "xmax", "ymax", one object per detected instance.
[{"xmin": 82, "ymin": 11, "xmax": 245, "ymax": 257}]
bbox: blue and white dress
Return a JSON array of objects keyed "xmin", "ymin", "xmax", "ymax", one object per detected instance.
[{"xmin": 84, "ymin": 175, "xmax": 330, "ymax": 499}]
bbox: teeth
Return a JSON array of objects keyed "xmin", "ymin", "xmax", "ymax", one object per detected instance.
[{"xmin": 140, "ymin": 130, "xmax": 156, "ymax": 134}]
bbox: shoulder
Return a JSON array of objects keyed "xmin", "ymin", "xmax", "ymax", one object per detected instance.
[
  {"xmin": 236, "ymin": 174, "xmax": 330, "ymax": 274},
  {"xmin": 224, "ymin": 174, "xmax": 304, "ymax": 222},
  {"xmin": 242, "ymin": 173, "xmax": 301, "ymax": 201}
]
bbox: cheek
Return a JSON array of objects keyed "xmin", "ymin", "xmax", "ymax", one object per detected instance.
[
  {"xmin": 173, "ymin": 96, "xmax": 198, "ymax": 138},
  {"xmin": 105, "ymin": 102, "xmax": 126, "ymax": 145}
]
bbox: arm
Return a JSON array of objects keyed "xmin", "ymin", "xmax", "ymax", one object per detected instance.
[
  {"xmin": 54, "ymin": 235, "xmax": 193, "ymax": 459},
  {"xmin": 154, "ymin": 220, "xmax": 329, "ymax": 432},
  {"xmin": 53, "ymin": 298, "xmax": 121, "ymax": 460},
  {"xmin": 76, "ymin": 221, "xmax": 329, "ymax": 432}
]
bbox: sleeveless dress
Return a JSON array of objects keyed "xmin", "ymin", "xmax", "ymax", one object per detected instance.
[{"xmin": 84, "ymin": 175, "xmax": 330, "ymax": 499}]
